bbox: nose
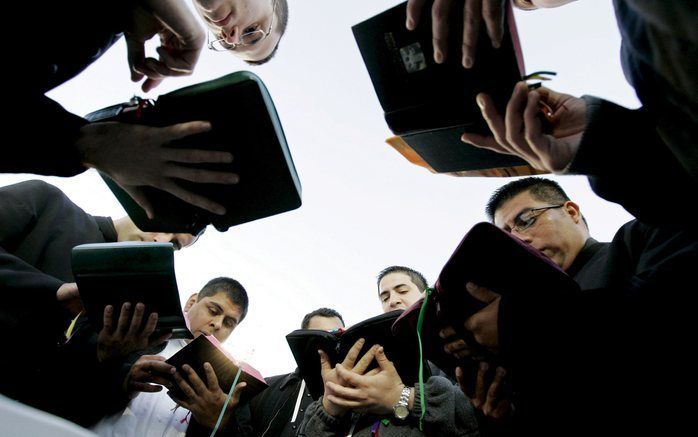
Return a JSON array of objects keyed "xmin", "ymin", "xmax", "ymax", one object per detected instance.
[
  {"xmin": 511, "ymin": 229, "xmax": 533, "ymax": 244},
  {"xmin": 223, "ymin": 25, "xmax": 240, "ymax": 44},
  {"xmin": 153, "ymin": 233, "xmax": 174, "ymax": 243},
  {"xmin": 209, "ymin": 317, "xmax": 222, "ymax": 332},
  {"xmin": 389, "ymin": 295, "xmax": 402, "ymax": 309}
]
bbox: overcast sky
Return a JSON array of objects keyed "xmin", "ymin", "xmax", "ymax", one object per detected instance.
[{"xmin": 0, "ymin": 0, "xmax": 638, "ymax": 377}]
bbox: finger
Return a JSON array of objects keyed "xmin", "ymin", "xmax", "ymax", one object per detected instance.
[
  {"xmin": 102, "ymin": 305, "xmax": 114, "ymax": 333},
  {"xmin": 325, "ymin": 381, "xmax": 365, "ymax": 402},
  {"xmin": 182, "ymin": 364, "xmax": 208, "ymax": 396},
  {"xmin": 461, "ymin": 132, "xmax": 513, "ymax": 155},
  {"xmin": 341, "ymin": 338, "xmax": 366, "ymax": 368},
  {"xmin": 141, "ymin": 57, "xmax": 181, "ymax": 79},
  {"xmin": 231, "ymin": 382, "xmax": 247, "ymax": 405},
  {"xmin": 125, "ymin": 38, "xmax": 146, "ymax": 82},
  {"xmin": 483, "ymin": 0, "xmax": 505, "ymax": 49},
  {"xmin": 462, "ymin": 0, "xmax": 482, "ymax": 68},
  {"xmin": 130, "ymin": 382, "xmax": 163, "ymax": 393},
  {"xmin": 523, "ymin": 90, "xmax": 551, "ymax": 161},
  {"xmin": 352, "ymin": 344, "xmax": 379, "ymax": 375},
  {"xmin": 335, "ymin": 363, "xmax": 365, "ymax": 388},
  {"xmin": 477, "ymin": 93, "xmax": 510, "ymax": 149},
  {"xmin": 167, "ymin": 392, "xmax": 193, "ymax": 410},
  {"xmin": 406, "ymin": 0, "xmax": 427, "ymax": 30},
  {"xmin": 142, "ymin": 312, "xmax": 158, "ymax": 338},
  {"xmin": 375, "ymin": 347, "xmax": 398, "ymax": 373},
  {"xmin": 431, "ymin": 0, "xmax": 454, "ymax": 63},
  {"xmin": 319, "ymin": 349, "xmax": 332, "ymax": 372},
  {"xmin": 173, "ymin": 371, "xmax": 199, "ymax": 400},
  {"xmin": 155, "ymin": 179, "xmax": 226, "ymax": 215},
  {"xmin": 145, "ymin": 360, "xmax": 176, "ymax": 376},
  {"xmin": 162, "ymin": 165, "xmax": 239, "ymax": 185},
  {"xmin": 203, "ymin": 362, "xmax": 221, "ymax": 392},
  {"xmin": 444, "ymin": 338, "xmax": 470, "ymax": 355},
  {"xmin": 439, "ymin": 326, "xmax": 457, "ymax": 339},
  {"xmin": 120, "ymin": 185, "xmax": 155, "ymax": 219},
  {"xmin": 505, "ymin": 82, "xmax": 536, "ymax": 159},
  {"xmin": 156, "ymin": 47, "xmax": 195, "ymax": 75},
  {"xmin": 365, "ymin": 368, "xmax": 381, "ymax": 377},
  {"xmin": 127, "ymin": 302, "xmax": 145, "ymax": 337},
  {"xmin": 474, "ymin": 361, "xmax": 489, "ymax": 408},
  {"xmin": 484, "ymin": 367, "xmax": 506, "ymax": 416},
  {"xmin": 142, "ymin": 77, "xmax": 164, "ymax": 93},
  {"xmin": 466, "ymin": 282, "xmax": 500, "ymax": 304},
  {"xmin": 455, "ymin": 366, "xmax": 472, "ymax": 397},
  {"xmin": 117, "ymin": 302, "xmax": 133, "ymax": 335},
  {"xmin": 162, "ymin": 148, "xmax": 233, "ymax": 165},
  {"xmin": 160, "ymin": 121, "xmax": 213, "ymax": 143},
  {"xmin": 325, "ymin": 394, "xmax": 363, "ymax": 410}
]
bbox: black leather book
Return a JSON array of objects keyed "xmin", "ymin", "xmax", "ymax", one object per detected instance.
[
  {"xmin": 352, "ymin": 1, "xmax": 529, "ymax": 172},
  {"xmin": 166, "ymin": 335, "xmax": 268, "ymax": 405},
  {"xmin": 71, "ymin": 242, "xmax": 192, "ymax": 339},
  {"xmin": 85, "ymin": 71, "xmax": 302, "ymax": 235},
  {"xmin": 286, "ymin": 311, "xmax": 427, "ymax": 399}
]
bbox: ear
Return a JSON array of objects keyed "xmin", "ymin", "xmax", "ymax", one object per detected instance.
[
  {"xmin": 184, "ymin": 293, "xmax": 199, "ymax": 312},
  {"xmin": 564, "ymin": 201, "xmax": 582, "ymax": 224}
]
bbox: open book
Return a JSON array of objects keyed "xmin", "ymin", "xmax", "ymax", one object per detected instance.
[
  {"xmin": 166, "ymin": 335, "xmax": 268, "ymax": 405},
  {"xmin": 71, "ymin": 242, "xmax": 192, "ymax": 339},
  {"xmin": 286, "ymin": 311, "xmax": 426, "ymax": 399},
  {"xmin": 392, "ymin": 222, "xmax": 580, "ymax": 374},
  {"xmin": 353, "ymin": 1, "xmax": 541, "ymax": 174},
  {"xmin": 85, "ymin": 71, "xmax": 302, "ymax": 235}
]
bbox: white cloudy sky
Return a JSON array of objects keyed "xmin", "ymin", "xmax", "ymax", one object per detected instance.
[{"xmin": 0, "ymin": 0, "xmax": 637, "ymax": 377}]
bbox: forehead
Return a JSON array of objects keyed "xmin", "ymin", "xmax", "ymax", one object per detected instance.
[
  {"xmin": 379, "ymin": 272, "xmax": 416, "ymax": 291},
  {"xmin": 493, "ymin": 190, "xmax": 547, "ymax": 228},
  {"xmin": 200, "ymin": 293, "xmax": 243, "ymax": 319},
  {"xmin": 307, "ymin": 316, "xmax": 344, "ymax": 331}
]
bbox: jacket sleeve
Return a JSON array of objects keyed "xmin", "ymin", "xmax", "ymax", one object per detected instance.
[
  {"xmin": 297, "ymin": 398, "xmax": 351, "ymax": 437},
  {"xmin": 411, "ymin": 376, "xmax": 480, "ymax": 437},
  {"xmin": 564, "ymin": 96, "xmax": 695, "ymax": 226}
]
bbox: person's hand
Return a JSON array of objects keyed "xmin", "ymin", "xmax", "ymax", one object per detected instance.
[
  {"xmin": 169, "ymin": 363, "xmax": 247, "ymax": 430},
  {"xmin": 97, "ymin": 302, "xmax": 171, "ymax": 362},
  {"xmin": 457, "ymin": 363, "xmax": 512, "ymax": 421},
  {"xmin": 125, "ymin": 0, "xmax": 205, "ymax": 92},
  {"xmin": 123, "ymin": 355, "xmax": 176, "ymax": 397},
  {"xmin": 56, "ymin": 282, "xmax": 83, "ymax": 316},
  {"xmin": 76, "ymin": 120, "xmax": 239, "ymax": 218},
  {"xmin": 326, "ymin": 346, "xmax": 412, "ymax": 416},
  {"xmin": 319, "ymin": 338, "xmax": 379, "ymax": 417},
  {"xmin": 463, "ymin": 282, "xmax": 502, "ymax": 353},
  {"xmin": 461, "ymin": 82, "xmax": 587, "ymax": 173}
]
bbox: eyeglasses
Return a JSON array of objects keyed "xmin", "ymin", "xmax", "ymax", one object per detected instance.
[
  {"xmin": 207, "ymin": 0, "xmax": 277, "ymax": 52},
  {"xmin": 510, "ymin": 205, "xmax": 564, "ymax": 233}
]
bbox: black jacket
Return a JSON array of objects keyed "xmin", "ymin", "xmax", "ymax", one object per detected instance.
[{"xmin": 0, "ymin": 180, "xmax": 131, "ymax": 426}]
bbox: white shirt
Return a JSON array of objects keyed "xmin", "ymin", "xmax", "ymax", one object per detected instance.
[{"xmin": 91, "ymin": 340, "xmax": 191, "ymax": 437}]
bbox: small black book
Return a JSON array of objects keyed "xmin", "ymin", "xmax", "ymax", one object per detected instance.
[
  {"xmin": 286, "ymin": 311, "xmax": 427, "ymax": 399},
  {"xmin": 71, "ymin": 242, "xmax": 192, "ymax": 339},
  {"xmin": 352, "ymin": 1, "xmax": 528, "ymax": 172},
  {"xmin": 166, "ymin": 335, "xmax": 268, "ymax": 405},
  {"xmin": 85, "ymin": 71, "xmax": 302, "ymax": 235}
]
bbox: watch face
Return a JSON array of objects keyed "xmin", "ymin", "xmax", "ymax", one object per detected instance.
[{"xmin": 394, "ymin": 404, "xmax": 409, "ymax": 420}]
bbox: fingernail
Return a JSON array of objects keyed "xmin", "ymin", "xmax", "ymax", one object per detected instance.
[
  {"xmin": 463, "ymin": 55, "xmax": 473, "ymax": 69},
  {"xmin": 434, "ymin": 50, "xmax": 443, "ymax": 64},
  {"xmin": 406, "ymin": 18, "xmax": 414, "ymax": 30},
  {"xmin": 439, "ymin": 330, "xmax": 446, "ymax": 339},
  {"xmin": 492, "ymin": 39, "xmax": 501, "ymax": 49},
  {"xmin": 214, "ymin": 206, "xmax": 226, "ymax": 216},
  {"xmin": 378, "ymin": 346, "xmax": 385, "ymax": 354},
  {"xmin": 480, "ymin": 362, "xmax": 489, "ymax": 371},
  {"xmin": 229, "ymin": 174, "xmax": 240, "ymax": 184},
  {"xmin": 466, "ymin": 282, "xmax": 476, "ymax": 292},
  {"xmin": 476, "ymin": 97, "xmax": 485, "ymax": 110},
  {"xmin": 497, "ymin": 367, "xmax": 506, "ymax": 377}
]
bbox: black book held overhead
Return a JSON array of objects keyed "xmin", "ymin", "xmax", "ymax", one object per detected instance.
[
  {"xmin": 166, "ymin": 335, "xmax": 268, "ymax": 406},
  {"xmin": 72, "ymin": 242, "xmax": 192, "ymax": 339},
  {"xmin": 286, "ymin": 311, "xmax": 428, "ymax": 399},
  {"xmin": 352, "ymin": 1, "xmax": 531, "ymax": 173},
  {"xmin": 85, "ymin": 71, "xmax": 302, "ymax": 235}
]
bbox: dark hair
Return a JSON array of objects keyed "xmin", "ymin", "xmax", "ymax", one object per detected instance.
[
  {"xmin": 486, "ymin": 177, "xmax": 588, "ymax": 228},
  {"xmin": 245, "ymin": 0, "xmax": 288, "ymax": 66},
  {"xmin": 198, "ymin": 277, "xmax": 249, "ymax": 321},
  {"xmin": 376, "ymin": 266, "xmax": 428, "ymax": 293},
  {"xmin": 301, "ymin": 308, "xmax": 345, "ymax": 329}
]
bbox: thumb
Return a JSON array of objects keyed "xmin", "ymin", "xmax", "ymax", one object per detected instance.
[
  {"xmin": 125, "ymin": 36, "xmax": 146, "ymax": 83},
  {"xmin": 466, "ymin": 282, "xmax": 500, "ymax": 304},
  {"xmin": 318, "ymin": 350, "xmax": 331, "ymax": 372}
]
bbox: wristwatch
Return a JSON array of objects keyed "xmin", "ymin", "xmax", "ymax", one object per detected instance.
[{"xmin": 393, "ymin": 386, "xmax": 412, "ymax": 420}]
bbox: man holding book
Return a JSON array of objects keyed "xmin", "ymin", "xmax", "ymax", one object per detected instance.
[
  {"xmin": 93, "ymin": 277, "xmax": 250, "ymax": 437},
  {"xmin": 0, "ymin": 180, "xmax": 200, "ymax": 426},
  {"xmin": 441, "ymin": 177, "xmax": 697, "ymax": 433}
]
